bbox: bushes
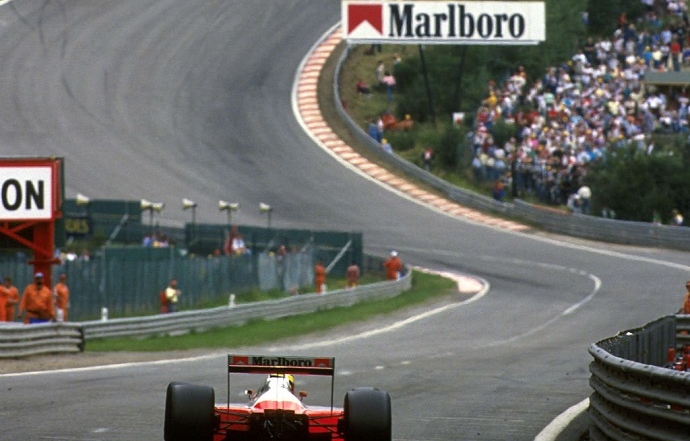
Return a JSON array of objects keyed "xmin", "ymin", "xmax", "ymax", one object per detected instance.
[
  {"xmin": 385, "ymin": 130, "xmax": 415, "ymax": 152},
  {"xmin": 587, "ymin": 143, "xmax": 690, "ymax": 223}
]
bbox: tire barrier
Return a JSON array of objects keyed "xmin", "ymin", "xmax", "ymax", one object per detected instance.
[
  {"xmin": 588, "ymin": 315, "xmax": 690, "ymax": 441},
  {"xmin": 0, "ymin": 272, "xmax": 411, "ymax": 358}
]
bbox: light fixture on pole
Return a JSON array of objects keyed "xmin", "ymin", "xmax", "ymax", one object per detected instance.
[
  {"xmin": 182, "ymin": 198, "xmax": 198, "ymax": 225},
  {"xmin": 259, "ymin": 202, "xmax": 273, "ymax": 228},
  {"xmin": 75, "ymin": 193, "xmax": 91, "ymax": 206},
  {"xmin": 141, "ymin": 199, "xmax": 165, "ymax": 233},
  {"xmin": 74, "ymin": 193, "xmax": 92, "ymax": 239},
  {"xmin": 218, "ymin": 200, "xmax": 239, "ymax": 226},
  {"xmin": 76, "ymin": 193, "xmax": 91, "ymax": 217},
  {"xmin": 183, "ymin": 198, "xmax": 198, "ymax": 248},
  {"xmin": 141, "ymin": 199, "xmax": 153, "ymax": 231}
]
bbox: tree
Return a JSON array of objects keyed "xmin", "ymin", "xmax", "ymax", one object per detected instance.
[{"xmin": 587, "ymin": 146, "xmax": 690, "ymax": 223}]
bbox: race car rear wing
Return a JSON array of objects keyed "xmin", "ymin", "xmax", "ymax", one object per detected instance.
[
  {"xmin": 228, "ymin": 354, "xmax": 335, "ymax": 376},
  {"xmin": 227, "ymin": 354, "xmax": 336, "ymax": 409}
]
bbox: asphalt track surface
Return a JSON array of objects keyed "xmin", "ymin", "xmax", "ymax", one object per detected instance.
[{"xmin": 0, "ymin": 1, "xmax": 688, "ymax": 440}]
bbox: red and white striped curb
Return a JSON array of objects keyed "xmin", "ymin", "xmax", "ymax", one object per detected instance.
[{"xmin": 296, "ymin": 28, "xmax": 528, "ymax": 233}]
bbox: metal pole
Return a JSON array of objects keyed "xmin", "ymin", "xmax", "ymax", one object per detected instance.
[
  {"xmin": 192, "ymin": 207, "xmax": 197, "ymax": 248},
  {"xmin": 326, "ymin": 240, "xmax": 353, "ymax": 273},
  {"xmin": 453, "ymin": 45, "xmax": 468, "ymax": 111},
  {"xmin": 418, "ymin": 44, "xmax": 436, "ymax": 126}
]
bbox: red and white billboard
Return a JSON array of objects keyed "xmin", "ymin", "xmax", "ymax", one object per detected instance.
[
  {"xmin": 342, "ymin": 1, "xmax": 545, "ymax": 45},
  {"xmin": 0, "ymin": 159, "xmax": 61, "ymax": 221}
]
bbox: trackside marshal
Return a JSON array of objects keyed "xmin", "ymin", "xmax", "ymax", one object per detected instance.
[
  {"xmin": 343, "ymin": 1, "xmax": 546, "ymax": 45},
  {"xmin": 0, "ymin": 166, "xmax": 52, "ymax": 220}
]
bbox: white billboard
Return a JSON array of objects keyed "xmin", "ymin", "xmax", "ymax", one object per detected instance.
[
  {"xmin": 0, "ymin": 166, "xmax": 53, "ymax": 220},
  {"xmin": 342, "ymin": 1, "xmax": 545, "ymax": 45}
]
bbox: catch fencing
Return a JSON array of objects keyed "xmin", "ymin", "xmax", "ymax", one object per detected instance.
[
  {"xmin": 333, "ymin": 44, "xmax": 690, "ymax": 251},
  {"xmin": 0, "ymin": 228, "xmax": 363, "ymax": 321},
  {"xmin": 0, "ymin": 270, "xmax": 411, "ymax": 358},
  {"xmin": 0, "ymin": 249, "xmax": 308, "ymax": 321},
  {"xmin": 588, "ymin": 315, "xmax": 690, "ymax": 441}
]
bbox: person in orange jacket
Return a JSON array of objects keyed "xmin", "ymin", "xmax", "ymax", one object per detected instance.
[
  {"xmin": 159, "ymin": 289, "xmax": 169, "ymax": 314},
  {"xmin": 681, "ymin": 281, "xmax": 690, "ymax": 314},
  {"xmin": 53, "ymin": 273, "xmax": 70, "ymax": 322},
  {"xmin": 3, "ymin": 277, "xmax": 20, "ymax": 322},
  {"xmin": 0, "ymin": 282, "xmax": 6, "ymax": 322},
  {"xmin": 383, "ymin": 251, "xmax": 403, "ymax": 281},
  {"xmin": 346, "ymin": 261, "xmax": 360, "ymax": 289},
  {"xmin": 19, "ymin": 273, "xmax": 55, "ymax": 324},
  {"xmin": 314, "ymin": 260, "xmax": 326, "ymax": 294}
]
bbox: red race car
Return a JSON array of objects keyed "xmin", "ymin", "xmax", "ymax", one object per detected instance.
[{"xmin": 164, "ymin": 354, "xmax": 391, "ymax": 441}]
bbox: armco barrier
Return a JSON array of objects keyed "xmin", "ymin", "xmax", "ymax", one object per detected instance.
[
  {"xmin": 333, "ymin": 43, "xmax": 690, "ymax": 251},
  {"xmin": 81, "ymin": 274, "xmax": 410, "ymax": 340},
  {"xmin": 0, "ymin": 322, "xmax": 83, "ymax": 358},
  {"xmin": 588, "ymin": 315, "xmax": 690, "ymax": 441},
  {"xmin": 0, "ymin": 271, "xmax": 411, "ymax": 358}
]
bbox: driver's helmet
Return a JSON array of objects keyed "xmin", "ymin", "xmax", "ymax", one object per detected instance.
[{"xmin": 267, "ymin": 373, "xmax": 295, "ymax": 392}]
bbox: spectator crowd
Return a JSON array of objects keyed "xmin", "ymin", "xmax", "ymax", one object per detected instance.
[{"xmin": 470, "ymin": 0, "xmax": 690, "ymax": 214}]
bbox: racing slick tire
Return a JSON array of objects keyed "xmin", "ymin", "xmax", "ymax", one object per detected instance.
[
  {"xmin": 343, "ymin": 387, "xmax": 392, "ymax": 441},
  {"xmin": 164, "ymin": 382, "xmax": 215, "ymax": 441}
]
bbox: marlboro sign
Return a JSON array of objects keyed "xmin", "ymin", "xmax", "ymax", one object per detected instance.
[{"xmin": 342, "ymin": 1, "xmax": 545, "ymax": 45}]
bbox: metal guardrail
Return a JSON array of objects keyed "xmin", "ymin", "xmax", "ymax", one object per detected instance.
[
  {"xmin": 512, "ymin": 200, "xmax": 690, "ymax": 250},
  {"xmin": 0, "ymin": 322, "xmax": 84, "ymax": 358},
  {"xmin": 81, "ymin": 274, "xmax": 411, "ymax": 340},
  {"xmin": 588, "ymin": 315, "xmax": 690, "ymax": 441},
  {"xmin": 675, "ymin": 315, "xmax": 690, "ymax": 348},
  {"xmin": 333, "ymin": 44, "xmax": 690, "ymax": 251},
  {"xmin": 0, "ymin": 271, "xmax": 412, "ymax": 358}
]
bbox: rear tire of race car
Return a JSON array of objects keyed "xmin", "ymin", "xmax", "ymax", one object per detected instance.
[
  {"xmin": 343, "ymin": 387, "xmax": 392, "ymax": 441},
  {"xmin": 164, "ymin": 382, "xmax": 215, "ymax": 441}
]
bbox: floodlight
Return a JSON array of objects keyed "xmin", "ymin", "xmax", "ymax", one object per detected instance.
[
  {"xmin": 182, "ymin": 198, "xmax": 197, "ymax": 210},
  {"xmin": 75, "ymin": 193, "xmax": 91, "ymax": 205},
  {"xmin": 219, "ymin": 200, "xmax": 239, "ymax": 211}
]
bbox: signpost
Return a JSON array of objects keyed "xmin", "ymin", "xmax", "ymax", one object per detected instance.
[
  {"xmin": 0, "ymin": 157, "xmax": 63, "ymax": 286},
  {"xmin": 0, "ymin": 166, "xmax": 53, "ymax": 220}
]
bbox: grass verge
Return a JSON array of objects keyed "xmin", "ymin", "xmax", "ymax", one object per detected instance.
[
  {"xmin": 318, "ymin": 42, "xmax": 449, "ymax": 199},
  {"xmin": 85, "ymin": 270, "xmax": 460, "ymax": 352}
]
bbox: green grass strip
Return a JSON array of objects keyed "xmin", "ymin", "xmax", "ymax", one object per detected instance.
[{"xmin": 86, "ymin": 270, "xmax": 459, "ymax": 352}]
